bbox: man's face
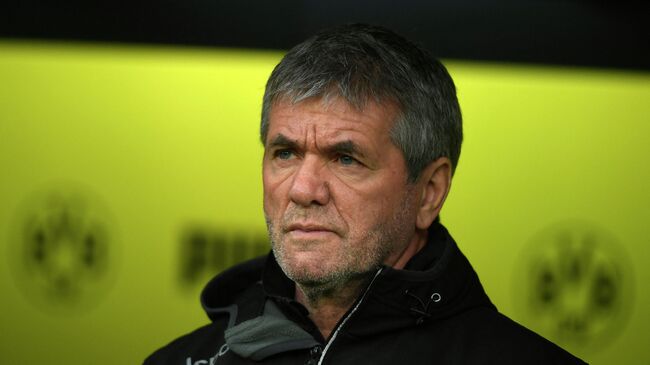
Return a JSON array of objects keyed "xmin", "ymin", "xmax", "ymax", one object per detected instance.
[{"xmin": 262, "ymin": 97, "xmax": 420, "ymax": 288}]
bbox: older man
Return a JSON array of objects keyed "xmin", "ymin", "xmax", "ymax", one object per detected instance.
[{"xmin": 146, "ymin": 24, "xmax": 585, "ymax": 364}]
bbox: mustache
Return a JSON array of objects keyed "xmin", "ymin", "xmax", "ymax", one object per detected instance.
[{"xmin": 278, "ymin": 205, "xmax": 343, "ymax": 234}]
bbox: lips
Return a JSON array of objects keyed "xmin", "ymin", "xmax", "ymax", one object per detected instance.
[
  {"xmin": 286, "ymin": 222, "xmax": 335, "ymax": 233},
  {"xmin": 283, "ymin": 221, "xmax": 343, "ymax": 241}
]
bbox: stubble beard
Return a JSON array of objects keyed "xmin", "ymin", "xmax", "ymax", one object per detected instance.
[{"xmin": 266, "ymin": 191, "xmax": 416, "ymax": 304}]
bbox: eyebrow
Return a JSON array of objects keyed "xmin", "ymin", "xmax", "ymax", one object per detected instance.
[
  {"xmin": 266, "ymin": 134, "xmax": 298, "ymax": 149},
  {"xmin": 324, "ymin": 140, "xmax": 365, "ymax": 159},
  {"xmin": 266, "ymin": 133, "xmax": 367, "ymax": 158}
]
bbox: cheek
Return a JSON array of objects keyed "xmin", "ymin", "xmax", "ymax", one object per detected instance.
[
  {"xmin": 335, "ymin": 188, "xmax": 388, "ymax": 230},
  {"xmin": 262, "ymin": 189, "xmax": 279, "ymax": 219},
  {"xmin": 262, "ymin": 170, "xmax": 288, "ymax": 217},
  {"xmin": 262, "ymin": 169, "xmax": 275, "ymax": 214},
  {"xmin": 336, "ymin": 181, "xmax": 409, "ymax": 231}
]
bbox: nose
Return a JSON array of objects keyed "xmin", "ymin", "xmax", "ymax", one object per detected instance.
[{"xmin": 288, "ymin": 155, "xmax": 330, "ymax": 207}]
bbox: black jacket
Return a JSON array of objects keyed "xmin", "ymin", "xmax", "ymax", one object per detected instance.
[{"xmin": 145, "ymin": 223, "xmax": 586, "ymax": 364}]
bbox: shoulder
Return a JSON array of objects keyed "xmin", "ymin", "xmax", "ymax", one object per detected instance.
[
  {"xmin": 201, "ymin": 255, "xmax": 267, "ymax": 312},
  {"xmin": 143, "ymin": 323, "xmax": 225, "ymax": 365},
  {"xmin": 145, "ymin": 255, "xmax": 269, "ymax": 365},
  {"xmin": 442, "ymin": 307, "xmax": 587, "ymax": 364}
]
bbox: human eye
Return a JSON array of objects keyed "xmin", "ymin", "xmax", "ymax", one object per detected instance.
[
  {"xmin": 274, "ymin": 149, "xmax": 295, "ymax": 160},
  {"xmin": 338, "ymin": 154, "xmax": 358, "ymax": 166}
]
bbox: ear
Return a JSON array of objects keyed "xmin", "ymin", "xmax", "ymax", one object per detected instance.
[{"xmin": 415, "ymin": 157, "xmax": 452, "ymax": 230}]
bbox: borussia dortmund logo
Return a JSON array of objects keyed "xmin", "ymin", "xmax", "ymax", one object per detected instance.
[
  {"xmin": 8, "ymin": 186, "xmax": 118, "ymax": 313},
  {"xmin": 514, "ymin": 220, "xmax": 633, "ymax": 353}
]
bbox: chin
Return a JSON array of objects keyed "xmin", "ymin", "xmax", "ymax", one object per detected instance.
[{"xmin": 282, "ymin": 256, "xmax": 331, "ymax": 282}]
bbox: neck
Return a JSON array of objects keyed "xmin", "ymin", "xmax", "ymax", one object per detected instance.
[
  {"xmin": 294, "ymin": 228, "xmax": 429, "ymax": 339},
  {"xmin": 295, "ymin": 274, "xmax": 372, "ymax": 340},
  {"xmin": 389, "ymin": 228, "xmax": 428, "ymax": 269}
]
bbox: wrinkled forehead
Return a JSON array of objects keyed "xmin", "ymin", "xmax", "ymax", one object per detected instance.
[
  {"xmin": 263, "ymin": 96, "xmax": 403, "ymax": 160},
  {"xmin": 269, "ymin": 95, "xmax": 398, "ymax": 129}
]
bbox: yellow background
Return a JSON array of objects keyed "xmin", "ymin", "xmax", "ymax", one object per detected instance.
[{"xmin": 0, "ymin": 41, "xmax": 648, "ymax": 364}]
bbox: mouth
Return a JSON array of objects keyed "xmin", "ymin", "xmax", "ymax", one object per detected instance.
[{"xmin": 285, "ymin": 223, "xmax": 337, "ymax": 238}]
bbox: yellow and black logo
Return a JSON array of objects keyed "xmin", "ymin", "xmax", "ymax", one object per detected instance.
[
  {"xmin": 8, "ymin": 186, "xmax": 118, "ymax": 314},
  {"xmin": 514, "ymin": 220, "xmax": 633, "ymax": 354}
]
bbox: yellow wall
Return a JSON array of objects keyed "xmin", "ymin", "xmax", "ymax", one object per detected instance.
[{"xmin": 0, "ymin": 41, "xmax": 648, "ymax": 364}]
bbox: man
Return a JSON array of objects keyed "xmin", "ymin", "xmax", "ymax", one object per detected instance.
[{"xmin": 146, "ymin": 24, "xmax": 585, "ymax": 364}]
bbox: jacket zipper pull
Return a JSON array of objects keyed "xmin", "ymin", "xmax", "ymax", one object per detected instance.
[{"xmin": 305, "ymin": 344, "xmax": 323, "ymax": 365}]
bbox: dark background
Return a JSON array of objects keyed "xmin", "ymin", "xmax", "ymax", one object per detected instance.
[{"xmin": 2, "ymin": 0, "xmax": 649, "ymax": 70}]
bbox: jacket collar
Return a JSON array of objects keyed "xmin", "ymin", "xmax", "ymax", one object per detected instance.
[
  {"xmin": 344, "ymin": 222, "xmax": 495, "ymax": 336},
  {"xmin": 260, "ymin": 222, "xmax": 495, "ymax": 337}
]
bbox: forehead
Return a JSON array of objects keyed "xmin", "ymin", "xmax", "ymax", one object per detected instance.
[{"xmin": 266, "ymin": 97, "xmax": 398, "ymax": 143}]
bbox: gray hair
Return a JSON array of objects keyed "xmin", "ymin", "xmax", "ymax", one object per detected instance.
[{"xmin": 260, "ymin": 24, "xmax": 463, "ymax": 182}]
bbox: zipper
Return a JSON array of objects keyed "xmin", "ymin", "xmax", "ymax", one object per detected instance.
[{"xmin": 317, "ymin": 268, "xmax": 383, "ymax": 365}]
